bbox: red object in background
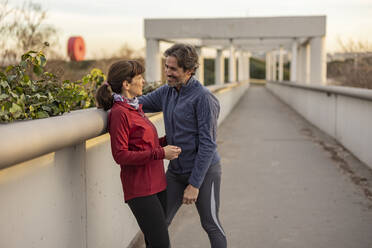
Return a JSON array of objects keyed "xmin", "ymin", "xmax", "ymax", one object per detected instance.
[{"xmin": 67, "ymin": 36, "xmax": 86, "ymax": 61}]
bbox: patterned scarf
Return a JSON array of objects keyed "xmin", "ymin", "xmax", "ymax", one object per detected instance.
[{"xmin": 112, "ymin": 93, "xmax": 139, "ymax": 110}]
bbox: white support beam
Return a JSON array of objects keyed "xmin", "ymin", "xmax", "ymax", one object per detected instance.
[
  {"xmin": 238, "ymin": 51, "xmax": 245, "ymax": 82},
  {"xmin": 290, "ymin": 40, "xmax": 298, "ymax": 82},
  {"xmin": 272, "ymin": 51, "xmax": 277, "ymax": 81},
  {"xmin": 229, "ymin": 42, "xmax": 237, "ymax": 82},
  {"xmin": 246, "ymin": 52, "xmax": 251, "ymax": 82},
  {"xmin": 305, "ymin": 43, "xmax": 311, "ymax": 84},
  {"xmin": 195, "ymin": 47, "xmax": 204, "ymax": 84},
  {"xmin": 215, "ymin": 49, "xmax": 224, "ymax": 85},
  {"xmin": 310, "ymin": 36, "xmax": 327, "ymax": 85},
  {"xmin": 278, "ymin": 46, "xmax": 284, "ymax": 81},
  {"xmin": 297, "ymin": 45, "xmax": 303, "ymax": 83},
  {"xmin": 266, "ymin": 52, "xmax": 272, "ymax": 81},
  {"xmin": 145, "ymin": 39, "xmax": 161, "ymax": 82},
  {"xmin": 145, "ymin": 16, "xmax": 326, "ymax": 39}
]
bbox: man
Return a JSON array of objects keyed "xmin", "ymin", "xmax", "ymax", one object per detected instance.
[{"xmin": 139, "ymin": 43, "xmax": 227, "ymax": 248}]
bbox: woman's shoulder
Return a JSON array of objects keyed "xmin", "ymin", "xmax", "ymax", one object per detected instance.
[{"xmin": 110, "ymin": 102, "xmax": 130, "ymax": 118}]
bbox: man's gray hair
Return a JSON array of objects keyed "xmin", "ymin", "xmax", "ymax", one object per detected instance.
[{"xmin": 164, "ymin": 43, "xmax": 199, "ymax": 75}]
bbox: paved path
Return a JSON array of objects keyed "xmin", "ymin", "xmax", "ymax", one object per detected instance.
[{"xmin": 167, "ymin": 85, "xmax": 372, "ymax": 248}]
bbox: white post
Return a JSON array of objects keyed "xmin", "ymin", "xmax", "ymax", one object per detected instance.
[
  {"xmin": 229, "ymin": 41, "xmax": 237, "ymax": 82},
  {"xmin": 305, "ymin": 43, "xmax": 311, "ymax": 84},
  {"xmin": 145, "ymin": 39, "xmax": 161, "ymax": 83},
  {"xmin": 195, "ymin": 47, "xmax": 204, "ymax": 84},
  {"xmin": 266, "ymin": 52, "xmax": 271, "ymax": 81},
  {"xmin": 297, "ymin": 45, "xmax": 304, "ymax": 83},
  {"xmin": 246, "ymin": 52, "xmax": 251, "ymax": 82},
  {"xmin": 215, "ymin": 49, "xmax": 224, "ymax": 85},
  {"xmin": 272, "ymin": 51, "xmax": 277, "ymax": 81},
  {"xmin": 310, "ymin": 36, "xmax": 327, "ymax": 85},
  {"xmin": 290, "ymin": 40, "xmax": 298, "ymax": 82},
  {"xmin": 238, "ymin": 51, "xmax": 244, "ymax": 82},
  {"xmin": 278, "ymin": 46, "xmax": 284, "ymax": 81}
]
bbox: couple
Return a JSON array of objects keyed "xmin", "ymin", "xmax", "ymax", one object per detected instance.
[{"xmin": 95, "ymin": 43, "xmax": 227, "ymax": 248}]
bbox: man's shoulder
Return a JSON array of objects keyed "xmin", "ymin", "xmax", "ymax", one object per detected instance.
[
  {"xmin": 144, "ymin": 84, "xmax": 170, "ymax": 96},
  {"xmin": 156, "ymin": 84, "xmax": 171, "ymax": 93},
  {"xmin": 191, "ymin": 79, "xmax": 211, "ymax": 94},
  {"xmin": 192, "ymin": 83, "xmax": 216, "ymax": 100}
]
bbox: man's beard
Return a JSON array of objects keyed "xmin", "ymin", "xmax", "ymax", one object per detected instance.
[{"xmin": 167, "ymin": 77, "xmax": 183, "ymax": 88}]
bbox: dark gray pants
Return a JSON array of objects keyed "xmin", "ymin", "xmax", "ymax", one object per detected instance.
[{"xmin": 166, "ymin": 163, "xmax": 227, "ymax": 248}]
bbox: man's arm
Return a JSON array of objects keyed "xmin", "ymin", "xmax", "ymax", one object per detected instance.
[
  {"xmin": 138, "ymin": 85, "xmax": 167, "ymax": 113},
  {"xmin": 184, "ymin": 93, "xmax": 220, "ymax": 203}
]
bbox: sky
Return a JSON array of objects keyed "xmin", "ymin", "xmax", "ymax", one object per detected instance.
[{"xmin": 7, "ymin": 0, "xmax": 372, "ymax": 59}]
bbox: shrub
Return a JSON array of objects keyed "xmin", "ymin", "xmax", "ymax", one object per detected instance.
[
  {"xmin": 0, "ymin": 51, "xmax": 163, "ymax": 123},
  {"xmin": 0, "ymin": 51, "xmax": 105, "ymax": 122}
]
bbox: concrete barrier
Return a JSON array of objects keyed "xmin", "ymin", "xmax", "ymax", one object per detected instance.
[
  {"xmin": 267, "ymin": 81, "xmax": 372, "ymax": 169},
  {"xmin": 0, "ymin": 81, "xmax": 249, "ymax": 248}
]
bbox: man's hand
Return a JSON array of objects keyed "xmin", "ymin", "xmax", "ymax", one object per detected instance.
[
  {"xmin": 183, "ymin": 184, "xmax": 199, "ymax": 204},
  {"xmin": 164, "ymin": 145, "xmax": 181, "ymax": 160}
]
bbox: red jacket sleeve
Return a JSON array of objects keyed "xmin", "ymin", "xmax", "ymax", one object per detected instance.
[
  {"xmin": 109, "ymin": 109, "xmax": 165, "ymax": 166},
  {"xmin": 158, "ymin": 136, "xmax": 167, "ymax": 147}
]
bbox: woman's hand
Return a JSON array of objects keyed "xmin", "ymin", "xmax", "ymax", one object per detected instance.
[{"xmin": 163, "ymin": 145, "xmax": 181, "ymax": 160}]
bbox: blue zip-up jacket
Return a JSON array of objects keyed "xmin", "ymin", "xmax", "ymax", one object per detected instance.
[{"xmin": 139, "ymin": 76, "xmax": 220, "ymax": 188}]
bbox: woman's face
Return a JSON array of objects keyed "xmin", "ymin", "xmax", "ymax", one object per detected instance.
[{"xmin": 126, "ymin": 74, "xmax": 144, "ymax": 98}]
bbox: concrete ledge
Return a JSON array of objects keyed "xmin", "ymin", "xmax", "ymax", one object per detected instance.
[
  {"xmin": 267, "ymin": 81, "xmax": 372, "ymax": 168},
  {"xmin": 271, "ymin": 81, "xmax": 372, "ymax": 101},
  {"xmin": 0, "ymin": 108, "xmax": 107, "ymax": 169},
  {"xmin": 0, "ymin": 82, "xmax": 247, "ymax": 170}
]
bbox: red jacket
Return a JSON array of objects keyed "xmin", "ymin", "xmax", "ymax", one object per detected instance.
[{"xmin": 108, "ymin": 101, "xmax": 167, "ymax": 202}]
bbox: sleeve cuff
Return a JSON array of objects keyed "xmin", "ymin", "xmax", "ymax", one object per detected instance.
[
  {"xmin": 155, "ymin": 147, "xmax": 165, "ymax": 160},
  {"xmin": 188, "ymin": 177, "xmax": 201, "ymax": 189}
]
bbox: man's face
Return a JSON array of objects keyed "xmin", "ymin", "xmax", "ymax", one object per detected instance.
[{"xmin": 164, "ymin": 56, "xmax": 192, "ymax": 88}]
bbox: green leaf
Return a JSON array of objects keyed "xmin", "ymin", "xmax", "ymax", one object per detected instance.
[
  {"xmin": 42, "ymin": 105, "xmax": 51, "ymax": 112},
  {"xmin": 39, "ymin": 54, "xmax": 47, "ymax": 67},
  {"xmin": 0, "ymin": 81, "xmax": 9, "ymax": 88},
  {"xmin": 51, "ymin": 105, "xmax": 61, "ymax": 115},
  {"xmin": 5, "ymin": 65, "xmax": 14, "ymax": 73},
  {"xmin": 9, "ymin": 91, "xmax": 19, "ymax": 98},
  {"xmin": 9, "ymin": 103, "xmax": 22, "ymax": 114},
  {"xmin": 15, "ymin": 86, "xmax": 24, "ymax": 94},
  {"xmin": 33, "ymin": 65, "xmax": 43, "ymax": 76},
  {"xmin": 23, "ymin": 75, "xmax": 30, "ymax": 82},
  {"xmin": 36, "ymin": 111, "xmax": 49, "ymax": 119},
  {"xmin": 20, "ymin": 61, "xmax": 28, "ymax": 68},
  {"xmin": 0, "ymin": 94, "xmax": 9, "ymax": 100}
]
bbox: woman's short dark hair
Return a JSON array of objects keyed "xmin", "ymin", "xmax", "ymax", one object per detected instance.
[
  {"xmin": 95, "ymin": 60, "xmax": 144, "ymax": 111},
  {"xmin": 164, "ymin": 43, "xmax": 199, "ymax": 75}
]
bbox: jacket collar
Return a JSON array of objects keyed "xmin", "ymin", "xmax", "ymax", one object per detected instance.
[{"xmin": 172, "ymin": 76, "xmax": 199, "ymax": 95}]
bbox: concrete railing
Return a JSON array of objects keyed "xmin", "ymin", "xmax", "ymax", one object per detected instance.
[
  {"xmin": 0, "ymin": 81, "xmax": 249, "ymax": 248},
  {"xmin": 267, "ymin": 81, "xmax": 372, "ymax": 169}
]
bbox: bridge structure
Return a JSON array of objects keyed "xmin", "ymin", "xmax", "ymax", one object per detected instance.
[
  {"xmin": 1, "ymin": 16, "xmax": 372, "ymax": 248},
  {"xmin": 144, "ymin": 16, "xmax": 326, "ymax": 85}
]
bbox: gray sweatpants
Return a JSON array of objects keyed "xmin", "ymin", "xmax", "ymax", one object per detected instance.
[{"xmin": 166, "ymin": 163, "xmax": 227, "ymax": 248}]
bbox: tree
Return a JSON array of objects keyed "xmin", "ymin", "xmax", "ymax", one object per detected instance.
[
  {"xmin": 327, "ymin": 38, "xmax": 372, "ymax": 89},
  {"xmin": 0, "ymin": 0, "xmax": 60, "ymax": 66}
]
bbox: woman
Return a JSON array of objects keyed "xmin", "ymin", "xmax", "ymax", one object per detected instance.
[{"xmin": 95, "ymin": 60, "xmax": 181, "ymax": 248}]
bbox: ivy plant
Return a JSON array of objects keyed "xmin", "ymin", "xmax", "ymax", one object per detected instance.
[
  {"xmin": 0, "ymin": 51, "xmax": 163, "ymax": 123},
  {"xmin": 0, "ymin": 51, "xmax": 105, "ymax": 122}
]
